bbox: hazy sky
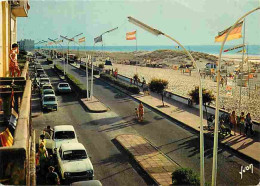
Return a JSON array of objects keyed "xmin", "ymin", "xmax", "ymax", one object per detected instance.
[{"xmin": 17, "ymin": 0, "xmax": 260, "ymax": 46}]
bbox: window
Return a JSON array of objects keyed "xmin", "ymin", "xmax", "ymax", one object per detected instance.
[
  {"xmin": 44, "ymin": 96, "xmax": 55, "ymax": 102},
  {"xmin": 54, "ymin": 131, "xmax": 75, "ymax": 140},
  {"xmin": 63, "ymin": 150, "xmax": 87, "ymax": 160}
]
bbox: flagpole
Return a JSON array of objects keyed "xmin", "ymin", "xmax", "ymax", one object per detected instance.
[
  {"xmin": 239, "ymin": 18, "xmax": 246, "ymax": 114},
  {"xmin": 136, "ymin": 30, "xmax": 137, "ymax": 52},
  {"xmin": 247, "ymin": 44, "xmax": 250, "ymax": 98}
]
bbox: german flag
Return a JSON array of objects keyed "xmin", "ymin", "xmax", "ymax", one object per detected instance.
[
  {"xmin": 126, "ymin": 31, "xmax": 136, "ymax": 40},
  {"xmin": 79, "ymin": 37, "xmax": 85, "ymax": 43},
  {"xmin": 215, "ymin": 21, "xmax": 243, "ymax": 42}
]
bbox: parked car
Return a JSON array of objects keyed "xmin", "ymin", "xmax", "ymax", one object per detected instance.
[
  {"xmin": 42, "ymin": 95, "xmax": 58, "ymax": 111},
  {"xmin": 39, "ymin": 77, "xmax": 51, "ymax": 87},
  {"xmin": 57, "ymin": 83, "xmax": 71, "ymax": 93},
  {"xmin": 39, "ymin": 125, "xmax": 78, "ymax": 154},
  {"xmin": 57, "ymin": 143, "xmax": 94, "ymax": 182},
  {"xmin": 41, "ymin": 84, "xmax": 53, "ymax": 94},
  {"xmin": 39, "ymin": 73, "xmax": 48, "ymax": 78},
  {"xmin": 36, "ymin": 69, "xmax": 45, "ymax": 77},
  {"xmin": 71, "ymin": 180, "xmax": 102, "ymax": 186},
  {"xmin": 41, "ymin": 89, "xmax": 55, "ymax": 100}
]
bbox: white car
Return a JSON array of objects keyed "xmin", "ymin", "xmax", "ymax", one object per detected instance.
[
  {"xmin": 41, "ymin": 89, "xmax": 55, "ymax": 100},
  {"xmin": 42, "ymin": 95, "xmax": 58, "ymax": 111},
  {"xmin": 57, "ymin": 83, "xmax": 71, "ymax": 93},
  {"xmin": 41, "ymin": 84, "xmax": 53, "ymax": 94},
  {"xmin": 39, "ymin": 125, "xmax": 78, "ymax": 154},
  {"xmin": 57, "ymin": 143, "xmax": 94, "ymax": 182},
  {"xmin": 39, "ymin": 77, "xmax": 51, "ymax": 87}
]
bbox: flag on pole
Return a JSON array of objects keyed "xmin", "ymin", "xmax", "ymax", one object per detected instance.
[
  {"xmin": 94, "ymin": 35, "xmax": 102, "ymax": 43},
  {"xmin": 215, "ymin": 21, "xmax": 243, "ymax": 42},
  {"xmin": 126, "ymin": 31, "xmax": 136, "ymax": 40},
  {"xmin": 224, "ymin": 44, "xmax": 244, "ymax": 52},
  {"xmin": 79, "ymin": 37, "xmax": 85, "ymax": 43},
  {"xmin": 48, "ymin": 42, "xmax": 53, "ymax": 45},
  {"xmin": 55, "ymin": 40, "xmax": 63, "ymax": 44},
  {"xmin": 175, "ymin": 46, "xmax": 180, "ymax": 49},
  {"xmin": 237, "ymin": 48, "xmax": 246, "ymax": 53}
]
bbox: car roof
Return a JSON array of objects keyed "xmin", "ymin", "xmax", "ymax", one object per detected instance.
[
  {"xmin": 71, "ymin": 180, "xmax": 102, "ymax": 186},
  {"xmin": 61, "ymin": 143, "xmax": 85, "ymax": 151},
  {"xmin": 58, "ymin": 82, "xmax": 69, "ymax": 85},
  {"xmin": 43, "ymin": 95, "xmax": 55, "ymax": 98},
  {"xmin": 40, "ymin": 78, "xmax": 49, "ymax": 80},
  {"xmin": 43, "ymin": 89, "xmax": 54, "ymax": 93},
  {"xmin": 42, "ymin": 84, "xmax": 52, "ymax": 87},
  {"xmin": 54, "ymin": 125, "xmax": 75, "ymax": 132}
]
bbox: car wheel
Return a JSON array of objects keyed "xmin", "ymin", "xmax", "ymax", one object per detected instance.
[{"xmin": 89, "ymin": 177, "xmax": 93, "ymax": 180}]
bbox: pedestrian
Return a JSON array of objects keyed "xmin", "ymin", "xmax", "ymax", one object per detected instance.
[
  {"xmin": 142, "ymin": 77, "xmax": 146, "ymax": 89},
  {"xmin": 229, "ymin": 111, "xmax": 237, "ymax": 135},
  {"xmin": 135, "ymin": 108, "xmax": 139, "ymax": 120},
  {"xmin": 130, "ymin": 78, "xmax": 133, "ymax": 85},
  {"xmin": 38, "ymin": 142, "xmax": 48, "ymax": 176},
  {"xmin": 46, "ymin": 166, "xmax": 60, "ymax": 185},
  {"xmin": 138, "ymin": 102, "xmax": 144, "ymax": 122},
  {"xmin": 245, "ymin": 113, "xmax": 254, "ymax": 136},
  {"xmin": 239, "ymin": 112, "xmax": 245, "ymax": 135},
  {"xmin": 44, "ymin": 125, "xmax": 53, "ymax": 136},
  {"xmin": 9, "ymin": 43, "xmax": 20, "ymax": 77}
]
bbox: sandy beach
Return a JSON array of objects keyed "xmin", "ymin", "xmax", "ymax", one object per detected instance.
[{"xmin": 67, "ymin": 49, "xmax": 260, "ymax": 121}]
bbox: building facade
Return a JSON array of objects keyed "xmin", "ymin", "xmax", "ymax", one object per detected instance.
[
  {"xmin": 0, "ymin": 0, "xmax": 30, "ymax": 77},
  {"xmin": 18, "ymin": 39, "xmax": 34, "ymax": 51}
]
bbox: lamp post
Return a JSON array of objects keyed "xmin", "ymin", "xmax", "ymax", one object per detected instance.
[
  {"xmin": 128, "ymin": 16, "xmax": 205, "ymax": 186},
  {"xmin": 211, "ymin": 7, "xmax": 259, "ymax": 186}
]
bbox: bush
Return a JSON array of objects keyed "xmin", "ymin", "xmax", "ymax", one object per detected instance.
[
  {"xmin": 149, "ymin": 78, "xmax": 168, "ymax": 93},
  {"xmin": 172, "ymin": 168, "xmax": 200, "ymax": 185},
  {"xmin": 100, "ymin": 73, "xmax": 140, "ymax": 94},
  {"xmin": 98, "ymin": 64, "xmax": 104, "ymax": 69}
]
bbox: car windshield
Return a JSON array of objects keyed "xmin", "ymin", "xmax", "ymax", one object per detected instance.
[
  {"xmin": 43, "ymin": 86, "xmax": 52, "ymax": 90},
  {"xmin": 44, "ymin": 96, "xmax": 55, "ymax": 102},
  {"xmin": 44, "ymin": 90, "xmax": 54, "ymax": 95},
  {"xmin": 54, "ymin": 131, "xmax": 75, "ymax": 139},
  {"xmin": 63, "ymin": 150, "xmax": 87, "ymax": 160},
  {"xmin": 41, "ymin": 80, "xmax": 49, "ymax": 83},
  {"xmin": 60, "ymin": 84, "xmax": 69, "ymax": 87}
]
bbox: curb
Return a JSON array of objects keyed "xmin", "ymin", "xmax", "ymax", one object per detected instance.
[
  {"xmin": 115, "ymin": 134, "xmax": 178, "ymax": 186},
  {"xmin": 79, "ymin": 98, "xmax": 108, "ymax": 113},
  {"xmin": 98, "ymin": 77, "xmax": 260, "ymax": 165}
]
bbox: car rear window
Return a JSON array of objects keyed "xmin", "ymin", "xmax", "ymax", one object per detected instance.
[
  {"xmin": 44, "ymin": 96, "xmax": 55, "ymax": 102},
  {"xmin": 60, "ymin": 84, "xmax": 69, "ymax": 87},
  {"xmin": 55, "ymin": 131, "xmax": 75, "ymax": 139},
  {"xmin": 44, "ymin": 90, "xmax": 54, "ymax": 95}
]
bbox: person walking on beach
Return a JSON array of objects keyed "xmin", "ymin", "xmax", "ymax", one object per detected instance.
[
  {"xmin": 229, "ymin": 111, "xmax": 237, "ymax": 135},
  {"xmin": 46, "ymin": 166, "xmax": 60, "ymax": 185},
  {"xmin": 138, "ymin": 102, "xmax": 144, "ymax": 122},
  {"xmin": 245, "ymin": 113, "xmax": 254, "ymax": 136}
]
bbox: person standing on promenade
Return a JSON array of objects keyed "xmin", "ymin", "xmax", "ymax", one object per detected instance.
[
  {"xmin": 229, "ymin": 111, "xmax": 237, "ymax": 135},
  {"xmin": 46, "ymin": 166, "xmax": 60, "ymax": 185},
  {"xmin": 138, "ymin": 102, "xmax": 144, "ymax": 122},
  {"xmin": 239, "ymin": 112, "xmax": 245, "ymax": 135},
  {"xmin": 245, "ymin": 113, "xmax": 254, "ymax": 136}
]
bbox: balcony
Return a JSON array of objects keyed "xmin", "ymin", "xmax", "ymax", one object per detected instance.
[{"xmin": 11, "ymin": 0, "xmax": 30, "ymax": 17}]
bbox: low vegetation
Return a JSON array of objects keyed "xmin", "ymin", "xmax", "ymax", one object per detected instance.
[
  {"xmin": 172, "ymin": 168, "xmax": 200, "ymax": 185},
  {"xmin": 100, "ymin": 73, "xmax": 140, "ymax": 94}
]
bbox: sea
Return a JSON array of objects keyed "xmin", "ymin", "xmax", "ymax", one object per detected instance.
[{"xmin": 38, "ymin": 45, "xmax": 260, "ymax": 56}]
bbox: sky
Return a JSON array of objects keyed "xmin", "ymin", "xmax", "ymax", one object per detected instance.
[{"xmin": 17, "ymin": 0, "xmax": 260, "ymax": 46}]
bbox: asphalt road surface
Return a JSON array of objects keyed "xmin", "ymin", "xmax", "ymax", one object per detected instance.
[{"xmin": 32, "ymin": 57, "xmax": 260, "ymax": 186}]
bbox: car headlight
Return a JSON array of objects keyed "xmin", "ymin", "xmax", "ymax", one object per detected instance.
[
  {"xmin": 64, "ymin": 172, "xmax": 71, "ymax": 177},
  {"xmin": 86, "ymin": 170, "xmax": 93, "ymax": 175}
]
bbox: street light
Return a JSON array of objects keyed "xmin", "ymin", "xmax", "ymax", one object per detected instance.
[
  {"xmin": 48, "ymin": 38, "xmax": 58, "ymax": 59},
  {"xmin": 128, "ymin": 16, "xmax": 205, "ymax": 186},
  {"xmin": 211, "ymin": 7, "xmax": 259, "ymax": 186}
]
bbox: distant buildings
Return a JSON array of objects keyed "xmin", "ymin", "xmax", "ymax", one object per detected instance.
[{"xmin": 18, "ymin": 39, "xmax": 34, "ymax": 51}]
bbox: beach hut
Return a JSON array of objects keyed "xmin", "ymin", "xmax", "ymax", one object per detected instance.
[{"xmin": 105, "ymin": 60, "xmax": 112, "ymax": 66}]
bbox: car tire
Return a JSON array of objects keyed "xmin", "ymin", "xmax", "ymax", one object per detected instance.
[{"xmin": 89, "ymin": 177, "xmax": 93, "ymax": 180}]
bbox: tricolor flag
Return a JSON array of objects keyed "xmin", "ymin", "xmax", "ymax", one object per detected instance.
[
  {"xmin": 94, "ymin": 35, "xmax": 102, "ymax": 43},
  {"xmin": 126, "ymin": 31, "xmax": 136, "ymax": 40},
  {"xmin": 224, "ymin": 44, "xmax": 244, "ymax": 53},
  {"xmin": 79, "ymin": 37, "xmax": 85, "ymax": 43},
  {"xmin": 237, "ymin": 48, "xmax": 246, "ymax": 53},
  {"xmin": 215, "ymin": 21, "xmax": 243, "ymax": 42}
]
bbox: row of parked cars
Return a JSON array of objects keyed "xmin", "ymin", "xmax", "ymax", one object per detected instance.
[
  {"xmin": 39, "ymin": 125, "xmax": 95, "ymax": 183},
  {"xmin": 31, "ymin": 60, "xmax": 72, "ymax": 111}
]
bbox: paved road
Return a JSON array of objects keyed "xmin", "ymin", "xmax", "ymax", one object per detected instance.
[
  {"xmin": 56, "ymin": 59, "xmax": 260, "ymax": 185},
  {"xmin": 32, "ymin": 59, "xmax": 148, "ymax": 186}
]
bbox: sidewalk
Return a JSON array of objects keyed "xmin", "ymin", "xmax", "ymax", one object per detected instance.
[
  {"xmin": 116, "ymin": 134, "xmax": 178, "ymax": 186},
  {"xmin": 69, "ymin": 62, "xmax": 260, "ymax": 163}
]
